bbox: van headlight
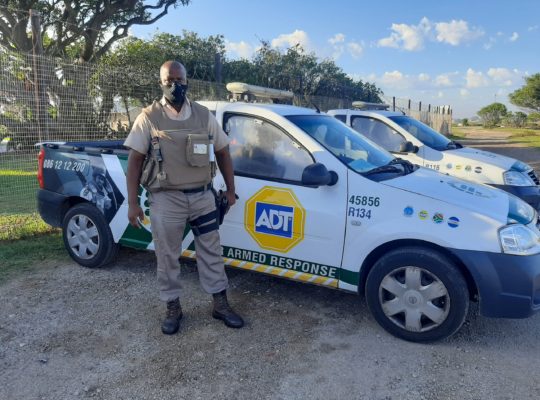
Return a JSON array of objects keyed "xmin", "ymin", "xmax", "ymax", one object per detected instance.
[
  {"xmin": 499, "ymin": 225, "xmax": 540, "ymax": 255},
  {"xmin": 507, "ymin": 194, "xmax": 535, "ymax": 224},
  {"xmin": 503, "ymin": 170, "xmax": 534, "ymax": 186}
]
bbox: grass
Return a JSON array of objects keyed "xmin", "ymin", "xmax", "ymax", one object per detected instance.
[
  {"xmin": 0, "ymin": 232, "xmax": 68, "ymax": 284},
  {"xmin": 0, "ymin": 213, "xmax": 56, "ymax": 240},
  {"xmin": 509, "ymin": 131, "xmax": 540, "ymax": 148},
  {"xmin": 451, "ymin": 125, "xmax": 540, "ymax": 149}
]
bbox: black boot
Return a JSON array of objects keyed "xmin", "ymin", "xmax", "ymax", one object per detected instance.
[
  {"xmin": 212, "ymin": 290, "xmax": 244, "ymax": 328},
  {"xmin": 162, "ymin": 298, "xmax": 183, "ymax": 335}
]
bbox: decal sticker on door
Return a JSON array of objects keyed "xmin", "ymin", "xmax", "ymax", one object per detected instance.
[{"xmin": 245, "ymin": 186, "xmax": 305, "ymax": 252}]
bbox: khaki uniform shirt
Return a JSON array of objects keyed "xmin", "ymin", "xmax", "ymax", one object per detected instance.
[{"xmin": 124, "ymin": 98, "xmax": 229, "ymax": 155}]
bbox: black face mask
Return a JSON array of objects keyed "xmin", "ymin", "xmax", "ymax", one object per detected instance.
[{"xmin": 161, "ymin": 82, "xmax": 188, "ymax": 106}]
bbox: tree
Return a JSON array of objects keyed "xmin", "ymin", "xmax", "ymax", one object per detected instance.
[
  {"xmin": 509, "ymin": 73, "xmax": 540, "ymax": 113},
  {"xmin": 0, "ymin": 0, "xmax": 190, "ymax": 62},
  {"xmin": 527, "ymin": 112, "xmax": 540, "ymax": 126},
  {"xmin": 477, "ymin": 102, "xmax": 507, "ymax": 128}
]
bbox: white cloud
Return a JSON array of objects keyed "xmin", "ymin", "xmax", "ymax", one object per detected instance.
[
  {"xmin": 328, "ymin": 33, "xmax": 345, "ymax": 45},
  {"xmin": 347, "ymin": 42, "xmax": 363, "ymax": 58},
  {"xmin": 483, "ymin": 37, "xmax": 496, "ymax": 50},
  {"xmin": 528, "ymin": 25, "xmax": 539, "ymax": 32},
  {"xmin": 437, "ymin": 91, "xmax": 444, "ymax": 98},
  {"xmin": 434, "ymin": 73, "xmax": 453, "ymax": 87},
  {"xmin": 378, "ymin": 17, "xmax": 483, "ymax": 51},
  {"xmin": 487, "ymin": 67, "xmax": 523, "ymax": 86},
  {"xmin": 460, "ymin": 89, "xmax": 470, "ymax": 97},
  {"xmin": 466, "ymin": 68, "xmax": 489, "ymax": 88},
  {"xmin": 418, "ymin": 73, "xmax": 430, "ymax": 82},
  {"xmin": 225, "ymin": 40, "xmax": 254, "ymax": 59},
  {"xmin": 377, "ymin": 17, "xmax": 431, "ymax": 51},
  {"xmin": 435, "ymin": 20, "xmax": 484, "ymax": 45},
  {"xmin": 380, "ymin": 70, "xmax": 413, "ymax": 90},
  {"xmin": 509, "ymin": 32, "xmax": 519, "ymax": 42},
  {"xmin": 377, "ymin": 36, "xmax": 399, "ymax": 49},
  {"xmin": 271, "ymin": 30, "xmax": 311, "ymax": 50}
]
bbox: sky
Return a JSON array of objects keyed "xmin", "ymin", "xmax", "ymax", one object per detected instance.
[{"xmin": 132, "ymin": 0, "xmax": 540, "ymax": 119}]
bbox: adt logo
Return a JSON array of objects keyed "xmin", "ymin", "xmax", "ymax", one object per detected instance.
[
  {"xmin": 255, "ymin": 203, "xmax": 294, "ymax": 238},
  {"xmin": 245, "ymin": 186, "xmax": 305, "ymax": 252}
]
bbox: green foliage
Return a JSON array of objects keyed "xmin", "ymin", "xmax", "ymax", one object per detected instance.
[
  {"xmin": 509, "ymin": 73, "xmax": 540, "ymax": 112},
  {"xmin": 504, "ymin": 111, "xmax": 527, "ymax": 128},
  {"xmin": 99, "ymin": 33, "xmax": 383, "ymax": 110},
  {"xmin": 477, "ymin": 102, "xmax": 507, "ymax": 128},
  {"xmin": 461, "ymin": 118, "xmax": 469, "ymax": 126},
  {"xmin": 527, "ymin": 112, "xmax": 540, "ymax": 125},
  {"xmin": 0, "ymin": 1, "xmax": 191, "ymax": 62}
]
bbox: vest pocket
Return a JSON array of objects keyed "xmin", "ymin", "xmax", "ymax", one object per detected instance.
[{"xmin": 186, "ymin": 134, "xmax": 211, "ymax": 167}]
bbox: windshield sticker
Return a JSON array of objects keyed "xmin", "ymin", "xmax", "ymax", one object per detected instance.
[
  {"xmin": 245, "ymin": 187, "xmax": 305, "ymax": 253},
  {"xmin": 447, "ymin": 181, "xmax": 494, "ymax": 198},
  {"xmin": 448, "ymin": 217, "xmax": 460, "ymax": 228},
  {"xmin": 455, "ymin": 165, "xmax": 462, "ymax": 170},
  {"xmin": 475, "ymin": 166, "xmax": 483, "ymax": 174},
  {"xmin": 419, "ymin": 210, "xmax": 429, "ymax": 220},
  {"xmin": 446, "ymin": 163, "xmax": 453, "ymax": 170},
  {"xmin": 403, "ymin": 206, "xmax": 414, "ymax": 217},
  {"xmin": 465, "ymin": 165, "xmax": 472, "ymax": 172},
  {"xmin": 432, "ymin": 213, "xmax": 444, "ymax": 224}
]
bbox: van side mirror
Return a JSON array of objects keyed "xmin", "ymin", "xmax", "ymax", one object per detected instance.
[
  {"xmin": 398, "ymin": 141, "xmax": 419, "ymax": 154},
  {"xmin": 301, "ymin": 163, "xmax": 338, "ymax": 187}
]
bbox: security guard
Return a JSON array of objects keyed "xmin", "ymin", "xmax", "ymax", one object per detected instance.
[{"xmin": 124, "ymin": 60, "xmax": 243, "ymax": 335}]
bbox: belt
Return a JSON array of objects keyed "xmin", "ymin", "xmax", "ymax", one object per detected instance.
[{"xmin": 180, "ymin": 183, "xmax": 212, "ymax": 194}]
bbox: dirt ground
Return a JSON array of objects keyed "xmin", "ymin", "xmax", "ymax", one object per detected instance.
[{"xmin": 2, "ymin": 137, "xmax": 540, "ymax": 400}]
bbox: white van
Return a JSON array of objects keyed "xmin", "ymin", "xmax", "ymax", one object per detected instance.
[
  {"xmin": 39, "ymin": 100, "xmax": 540, "ymax": 343},
  {"xmin": 327, "ymin": 107, "xmax": 540, "ymax": 211}
]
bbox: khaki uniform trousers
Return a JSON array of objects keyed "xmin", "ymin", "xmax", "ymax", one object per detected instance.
[{"xmin": 149, "ymin": 189, "xmax": 228, "ymax": 302}]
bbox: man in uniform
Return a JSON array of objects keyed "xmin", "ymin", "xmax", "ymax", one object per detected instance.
[{"xmin": 124, "ymin": 60, "xmax": 244, "ymax": 335}]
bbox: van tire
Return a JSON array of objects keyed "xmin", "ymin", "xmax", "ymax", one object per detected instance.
[
  {"xmin": 365, "ymin": 247, "xmax": 469, "ymax": 342},
  {"xmin": 62, "ymin": 203, "xmax": 119, "ymax": 268}
]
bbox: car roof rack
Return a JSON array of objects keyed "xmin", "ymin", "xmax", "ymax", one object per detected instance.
[{"xmin": 351, "ymin": 101, "xmax": 390, "ymax": 110}]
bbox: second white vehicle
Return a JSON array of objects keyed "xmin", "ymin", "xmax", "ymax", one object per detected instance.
[{"xmin": 327, "ymin": 106, "xmax": 540, "ymax": 211}]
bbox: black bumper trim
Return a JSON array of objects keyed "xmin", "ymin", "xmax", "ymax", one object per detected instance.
[{"xmin": 451, "ymin": 248, "xmax": 540, "ymax": 318}]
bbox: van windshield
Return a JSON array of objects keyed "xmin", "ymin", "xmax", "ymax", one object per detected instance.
[
  {"xmin": 389, "ymin": 116, "xmax": 455, "ymax": 151},
  {"xmin": 286, "ymin": 114, "xmax": 395, "ymax": 174}
]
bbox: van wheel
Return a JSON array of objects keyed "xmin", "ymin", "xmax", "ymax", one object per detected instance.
[
  {"xmin": 62, "ymin": 203, "xmax": 119, "ymax": 268},
  {"xmin": 365, "ymin": 247, "xmax": 469, "ymax": 342}
]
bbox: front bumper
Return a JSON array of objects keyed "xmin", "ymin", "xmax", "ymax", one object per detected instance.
[
  {"xmin": 492, "ymin": 184, "xmax": 540, "ymax": 211},
  {"xmin": 451, "ymin": 249, "xmax": 540, "ymax": 318}
]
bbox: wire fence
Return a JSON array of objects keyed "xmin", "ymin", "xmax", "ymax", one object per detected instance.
[{"xmin": 0, "ymin": 50, "xmax": 452, "ymax": 240}]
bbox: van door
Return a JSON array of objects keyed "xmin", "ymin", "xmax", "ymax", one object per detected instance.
[{"xmin": 207, "ymin": 112, "xmax": 348, "ymax": 288}]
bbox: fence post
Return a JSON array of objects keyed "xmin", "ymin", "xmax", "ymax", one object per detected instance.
[
  {"xmin": 392, "ymin": 96, "xmax": 395, "ymax": 112},
  {"xmin": 214, "ymin": 53, "xmax": 222, "ymax": 83},
  {"xmin": 30, "ymin": 9, "xmax": 48, "ymax": 142}
]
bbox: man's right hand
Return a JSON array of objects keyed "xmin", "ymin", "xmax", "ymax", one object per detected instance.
[{"xmin": 128, "ymin": 204, "xmax": 145, "ymax": 228}]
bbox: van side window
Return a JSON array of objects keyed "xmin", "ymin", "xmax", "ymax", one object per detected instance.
[
  {"xmin": 351, "ymin": 116, "xmax": 406, "ymax": 152},
  {"xmin": 225, "ymin": 114, "xmax": 313, "ymax": 182},
  {"xmin": 334, "ymin": 114, "xmax": 346, "ymax": 123}
]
